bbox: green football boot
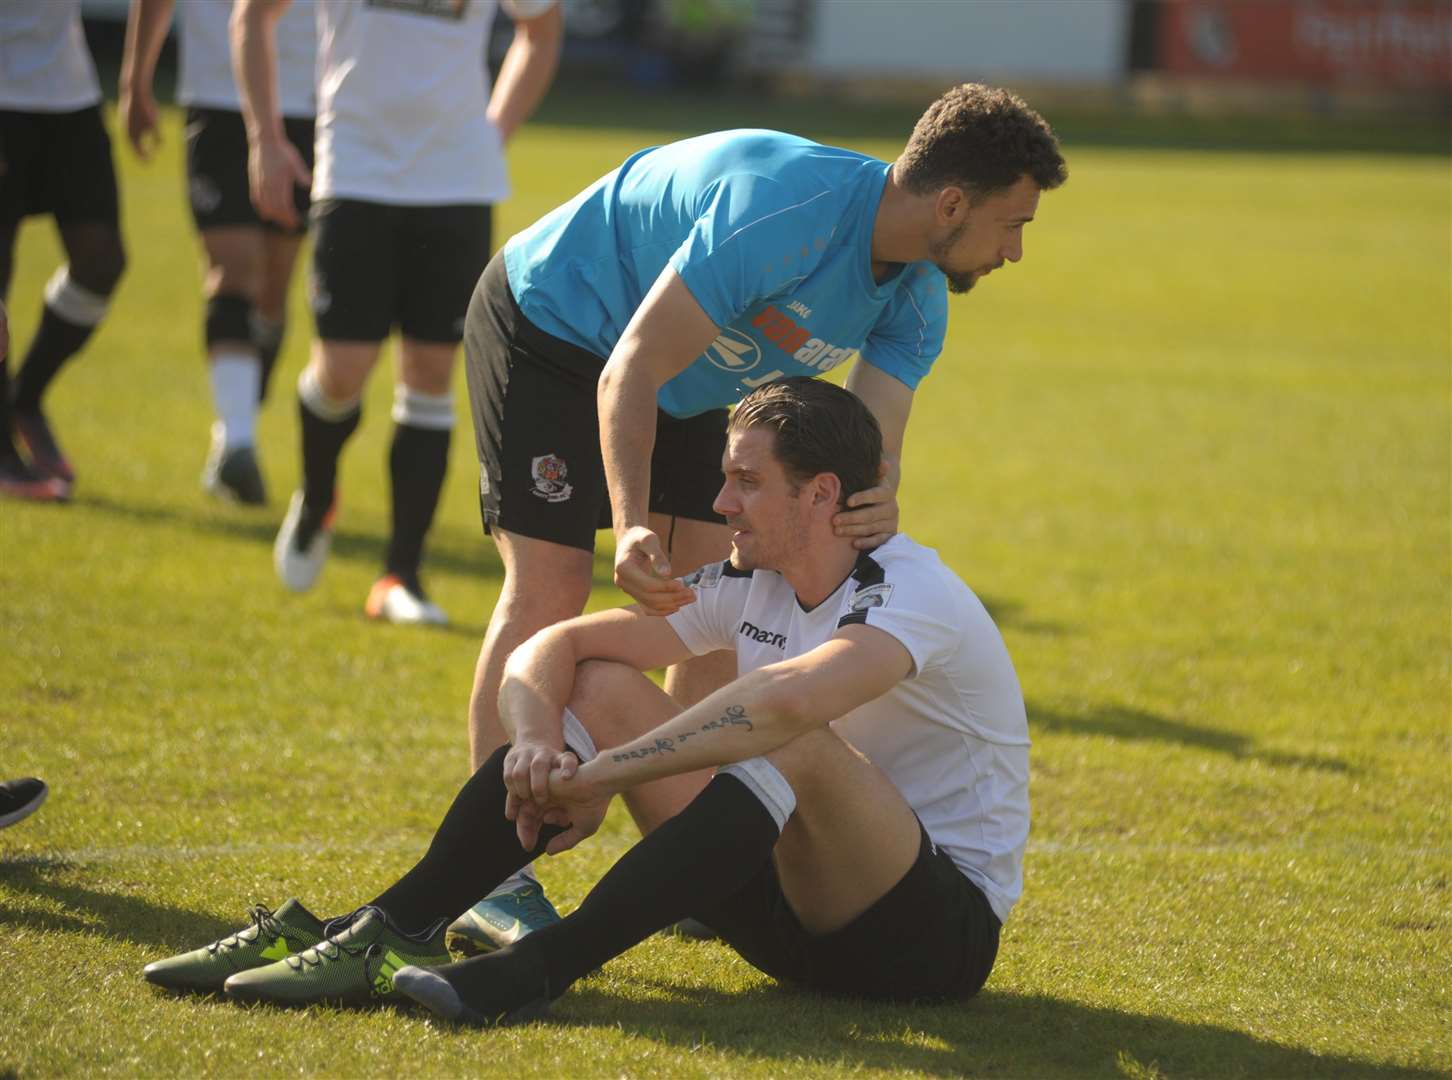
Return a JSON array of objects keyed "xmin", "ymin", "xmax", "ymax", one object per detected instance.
[
  {"xmin": 223, "ymin": 905, "xmax": 450, "ymax": 1007},
  {"xmin": 143, "ymin": 899, "xmax": 328, "ymax": 992},
  {"xmin": 446, "ymin": 881, "xmax": 561, "ymax": 956}
]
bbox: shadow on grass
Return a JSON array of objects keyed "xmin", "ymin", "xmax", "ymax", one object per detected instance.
[
  {"xmin": 0, "ymin": 856, "xmax": 235, "ymax": 951},
  {"xmin": 70, "ymin": 491, "xmax": 619, "ymax": 591},
  {"xmin": 976, "ymin": 593, "xmax": 1073, "ymax": 637},
  {"xmin": 1029, "ymin": 701, "xmax": 1353, "ymax": 774},
  {"xmin": 551, "ymin": 981, "xmax": 1436, "ymax": 1078}
]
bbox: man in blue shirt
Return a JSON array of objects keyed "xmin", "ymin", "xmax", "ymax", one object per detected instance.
[{"xmin": 451, "ymin": 83, "xmax": 1065, "ymax": 951}]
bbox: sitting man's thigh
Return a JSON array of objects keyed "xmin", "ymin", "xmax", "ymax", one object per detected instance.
[{"xmin": 719, "ymin": 729, "xmax": 1000, "ymax": 1000}]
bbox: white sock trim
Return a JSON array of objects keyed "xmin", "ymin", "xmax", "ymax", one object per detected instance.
[
  {"xmin": 391, "ymin": 384, "xmax": 454, "ymax": 430},
  {"xmin": 718, "ymin": 757, "xmax": 797, "ymax": 833},
  {"xmin": 209, "ymin": 353, "xmax": 261, "ymax": 449},
  {"xmin": 43, "ymin": 267, "xmax": 109, "ymax": 327},
  {"xmin": 561, "ymin": 707, "xmax": 599, "ymax": 763},
  {"xmin": 297, "ymin": 366, "xmax": 360, "ymax": 421}
]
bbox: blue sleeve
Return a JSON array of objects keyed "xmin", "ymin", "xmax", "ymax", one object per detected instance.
[
  {"xmin": 859, "ymin": 265, "xmax": 948, "ymax": 389},
  {"xmin": 667, "ymin": 174, "xmax": 836, "ymax": 329}
]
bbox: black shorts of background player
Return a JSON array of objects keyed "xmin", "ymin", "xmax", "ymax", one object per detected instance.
[
  {"xmin": 0, "ymin": 105, "xmax": 126, "ymax": 502},
  {"xmin": 120, "ymin": 0, "xmax": 315, "ymax": 506}
]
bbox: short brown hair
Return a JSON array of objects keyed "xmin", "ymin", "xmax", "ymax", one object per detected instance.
[
  {"xmin": 897, "ymin": 83, "xmax": 1067, "ymax": 200},
  {"xmin": 728, "ymin": 378, "xmax": 881, "ymax": 509}
]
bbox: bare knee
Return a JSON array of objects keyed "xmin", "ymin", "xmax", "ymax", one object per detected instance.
[
  {"xmin": 568, "ymin": 658, "xmax": 640, "ymax": 717},
  {"xmin": 764, "ymin": 727, "xmax": 863, "ymax": 794}
]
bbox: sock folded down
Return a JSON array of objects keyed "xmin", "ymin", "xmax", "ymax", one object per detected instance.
[
  {"xmin": 297, "ymin": 365, "xmax": 360, "ymax": 421},
  {"xmin": 717, "ymin": 756, "xmax": 796, "ymax": 831},
  {"xmin": 43, "ymin": 266, "xmax": 110, "ymax": 327},
  {"xmin": 561, "ymin": 707, "xmax": 598, "ymax": 763},
  {"xmin": 530, "ymin": 767, "xmax": 795, "ymax": 997}
]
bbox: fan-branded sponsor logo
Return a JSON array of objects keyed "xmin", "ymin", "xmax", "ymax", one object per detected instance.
[
  {"xmin": 365, "ymin": 0, "xmax": 470, "ymax": 20},
  {"xmin": 739, "ymin": 620, "xmax": 787, "ymax": 649},
  {"xmin": 750, "ymin": 305, "xmax": 857, "ymax": 373}
]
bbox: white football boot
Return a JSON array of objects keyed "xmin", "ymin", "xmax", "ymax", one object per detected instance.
[{"xmin": 274, "ymin": 490, "xmax": 335, "ymax": 592}]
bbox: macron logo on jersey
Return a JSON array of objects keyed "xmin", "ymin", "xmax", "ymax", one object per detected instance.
[{"xmin": 739, "ymin": 620, "xmax": 787, "ymax": 649}]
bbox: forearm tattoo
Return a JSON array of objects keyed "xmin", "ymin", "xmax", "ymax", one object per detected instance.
[{"xmin": 610, "ymin": 704, "xmax": 754, "ymax": 763}]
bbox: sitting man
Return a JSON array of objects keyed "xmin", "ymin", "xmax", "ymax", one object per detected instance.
[{"xmin": 144, "ymin": 378, "xmax": 1029, "ymax": 1018}]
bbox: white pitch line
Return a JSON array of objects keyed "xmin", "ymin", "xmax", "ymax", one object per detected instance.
[{"xmin": 1, "ymin": 836, "xmax": 1447, "ymax": 867}]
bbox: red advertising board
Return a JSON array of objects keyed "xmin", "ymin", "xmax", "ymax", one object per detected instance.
[{"xmin": 1159, "ymin": 0, "xmax": 1452, "ymax": 88}]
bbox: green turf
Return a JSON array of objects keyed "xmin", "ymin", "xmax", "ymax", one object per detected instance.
[{"xmin": 1, "ymin": 88, "xmax": 1448, "ymax": 1078}]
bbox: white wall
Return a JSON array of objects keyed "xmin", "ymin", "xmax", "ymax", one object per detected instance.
[{"xmin": 803, "ymin": 0, "xmax": 1130, "ymax": 84}]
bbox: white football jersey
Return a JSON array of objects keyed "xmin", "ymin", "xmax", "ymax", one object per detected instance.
[
  {"xmin": 667, "ymin": 533, "xmax": 1031, "ymax": 923},
  {"xmin": 178, "ymin": 0, "xmax": 316, "ymax": 118},
  {"xmin": 312, "ymin": 0, "xmax": 555, "ymax": 205},
  {"xmin": 0, "ymin": 0, "xmax": 100, "ymax": 112}
]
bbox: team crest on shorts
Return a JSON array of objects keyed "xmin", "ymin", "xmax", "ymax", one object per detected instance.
[
  {"xmin": 309, "ymin": 272, "xmax": 331, "ymax": 316},
  {"xmin": 530, "ymin": 454, "xmax": 573, "ymax": 503},
  {"xmin": 189, "ymin": 175, "xmax": 221, "ymax": 215}
]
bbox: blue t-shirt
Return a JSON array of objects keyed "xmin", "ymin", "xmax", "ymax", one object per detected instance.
[{"xmin": 503, "ymin": 130, "xmax": 948, "ymax": 418}]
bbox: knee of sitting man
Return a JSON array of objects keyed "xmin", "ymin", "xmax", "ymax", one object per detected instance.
[
  {"xmin": 568, "ymin": 658, "xmax": 638, "ymax": 714},
  {"xmin": 764, "ymin": 726, "xmax": 854, "ymax": 791}
]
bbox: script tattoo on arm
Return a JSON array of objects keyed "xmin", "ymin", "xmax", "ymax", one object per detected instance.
[
  {"xmin": 699, "ymin": 704, "xmax": 752, "ymax": 734},
  {"xmin": 607, "ymin": 705, "xmax": 754, "ymax": 764}
]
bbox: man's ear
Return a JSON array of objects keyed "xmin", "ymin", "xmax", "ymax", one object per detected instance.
[
  {"xmin": 936, "ymin": 185, "xmax": 969, "ymax": 227},
  {"xmin": 812, "ymin": 471, "xmax": 842, "ymax": 509}
]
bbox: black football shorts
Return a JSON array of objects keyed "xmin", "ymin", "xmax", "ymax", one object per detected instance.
[{"xmin": 463, "ymin": 251, "xmax": 728, "ymax": 552}]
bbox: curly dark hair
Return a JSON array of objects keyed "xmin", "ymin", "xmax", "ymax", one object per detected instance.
[
  {"xmin": 728, "ymin": 378, "xmax": 881, "ymax": 511},
  {"xmin": 897, "ymin": 83, "xmax": 1067, "ymax": 199}
]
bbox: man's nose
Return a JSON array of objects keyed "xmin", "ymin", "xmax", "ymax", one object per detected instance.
[{"xmin": 712, "ymin": 482, "xmax": 735, "ymax": 517}]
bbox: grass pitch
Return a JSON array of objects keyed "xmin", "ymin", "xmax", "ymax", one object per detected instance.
[{"xmin": 1, "ymin": 86, "xmax": 1448, "ymax": 1078}]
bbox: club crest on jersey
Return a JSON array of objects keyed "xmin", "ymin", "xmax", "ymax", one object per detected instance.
[
  {"xmin": 705, "ymin": 328, "xmax": 761, "ymax": 373},
  {"xmin": 530, "ymin": 454, "xmax": 573, "ymax": 503},
  {"xmin": 365, "ymin": 0, "xmax": 470, "ymax": 19},
  {"xmin": 682, "ymin": 562, "xmax": 724, "ymax": 590},
  {"xmin": 849, "ymin": 583, "xmax": 893, "ymax": 612}
]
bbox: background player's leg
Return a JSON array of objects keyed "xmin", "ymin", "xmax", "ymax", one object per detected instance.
[
  {"xmin": 648, "ymin": 512, "xmax": 735, "ymax": 709},
  {"xmin": 366, "ymin": 337, "xmax": 455, "ymax": 624},
  {"xmin": 274, "ymin": 339, "xmax": 377, "ymax": 592},
  {"xmin": 468, "ymin": 528, "xmax": 595, "ymax": 769},
  {"xmin": 10, "ymin": 221, "xmax": 125, "ymax": 490},
  {"xmin": 253, "ymin": 230, "xmax": 305, "ymax": 404},
  {"xmin": 197, "ymin": 225, "xmax": 266, "ymax": 503}
]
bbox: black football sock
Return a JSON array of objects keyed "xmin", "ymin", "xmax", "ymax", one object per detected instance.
[
  {"xmin": 12, "ymin": 309, "xmax": 98, "ymax": 414},
  {"xmin": 385, "ymin": 421, "xmax": 449, "ymax": 591},
  {"xmin": 297, "ymin": 387, "xmax": 360, "ymax": 520},
  {"xmin": 0, "ymin": 357, "xmax": 17, "ymax": 458},
  {"xmin": 252, "ymin": 314, "xmax": 285, "ymax": 405},
  {"xmin": 369, "ymin": 745, "xmax": 563, "ymax": 934},
  {"xmin": 496, "ymin": 770, "xmax": 785, "ymax": 1005}
]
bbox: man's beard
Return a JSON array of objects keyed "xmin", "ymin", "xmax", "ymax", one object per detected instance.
[{"xmin": 929, "ymin": 221, "xmax": 979, "ymax": 294}]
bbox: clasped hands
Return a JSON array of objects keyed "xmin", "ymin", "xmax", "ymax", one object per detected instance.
[{"xmin": 502, "ymin": 741, "xmax": 611, "ymax": 855}]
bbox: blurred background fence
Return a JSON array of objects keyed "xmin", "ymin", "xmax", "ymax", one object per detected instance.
[{"xmin": 77, "ymin": 0, "xmax": 1452, "ymax": 118}]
